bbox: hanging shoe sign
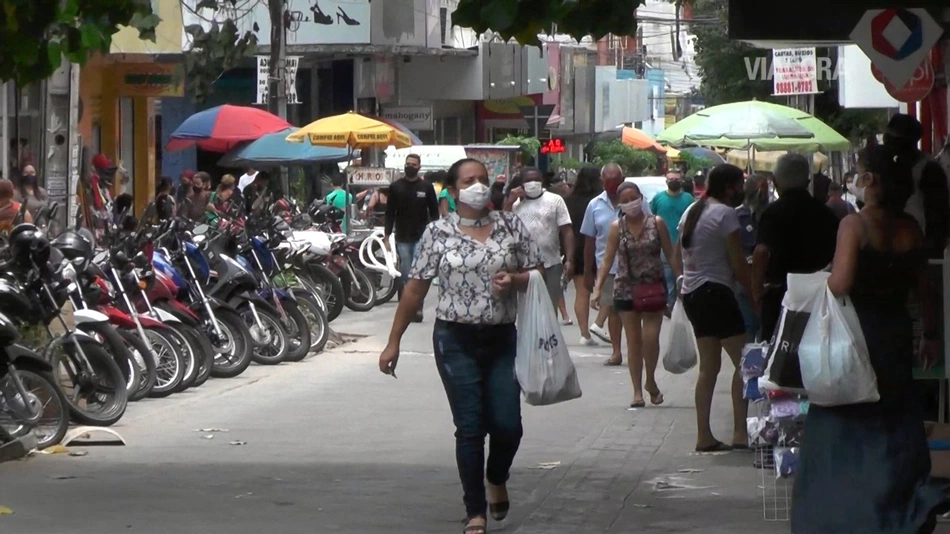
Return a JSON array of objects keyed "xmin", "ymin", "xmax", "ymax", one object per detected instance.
[{"xmin": 284, "ymin": 56, "xmax": 301, "ymax": 105}]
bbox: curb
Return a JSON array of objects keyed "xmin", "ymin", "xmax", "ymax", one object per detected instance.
[{"xmin": 0, "ymin": 434, "xmax": 38, "ymax": 464}]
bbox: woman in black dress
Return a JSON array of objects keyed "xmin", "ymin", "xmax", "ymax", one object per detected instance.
[
  {"xmin": 792, "ymin": 145, "xmax": 945, "ymax": 534},
  {"xmin": 564, "ymin": 166, "xmax": 603, "ymax": 346}
]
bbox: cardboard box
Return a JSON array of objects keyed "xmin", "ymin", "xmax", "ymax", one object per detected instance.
[{"xmin": 924, "ymin": 422, "xmax": 950, "ymax": 479}]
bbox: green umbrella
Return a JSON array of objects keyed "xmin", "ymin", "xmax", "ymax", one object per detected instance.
[{"xmin": 657, "ymin": 100, "xmax": 851, "ymax": 152}]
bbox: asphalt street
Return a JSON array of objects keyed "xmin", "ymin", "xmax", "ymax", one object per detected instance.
[{"xmin": 0, "ymin": 288, "xmax": 797, "ymax": 534}]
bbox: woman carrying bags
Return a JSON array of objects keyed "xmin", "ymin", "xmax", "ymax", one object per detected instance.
[
  {"xmin": 378, "ymin": 157, "xmax": 543, "ymax": 534},
  {"xmin": 592, "ymin": 181, "xmax": 679, "ymax": 408}
]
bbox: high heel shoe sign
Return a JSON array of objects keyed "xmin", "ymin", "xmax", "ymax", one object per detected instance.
[{"xmin": 266, "ymin": 0, "xmax": 370, "ymax": 44}]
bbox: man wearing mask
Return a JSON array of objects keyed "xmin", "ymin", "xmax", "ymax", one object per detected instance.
[
  {"xmin": 649, "ymin": 171, "xmax": 695, "ymax": 311},
  {"xmin": 752, "ymin": 154, "xmax": 838, "ymax": 341},
  {"xmin": 384, "ymin": 154, "xmax": 440, "ymax": 322},
  {"xmin": 581, "ymin": 163, "xmax": 625, "ymax": 365},
  {"xmin": 182, "ymin": 172, "xmax": 212, "ymax": 222},
  {"xmin": 506, "ymin": 167, "xmax": 574, "ymax": 308},
  {"xmin": 882, "ymin": 113, "xmax": 950, "ymax": 259},
  {"xmin": 177, "ymin": 169, "xmax": 195, "ymax": 203}
]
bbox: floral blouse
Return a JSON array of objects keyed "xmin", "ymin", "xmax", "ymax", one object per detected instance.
[{"xmin": 409, "ymin": 211, "xmax": 543, "ymax": 325}]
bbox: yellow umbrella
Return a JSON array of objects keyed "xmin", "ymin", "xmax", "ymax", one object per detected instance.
[
  {"xmin": 665, "ymin": 147, "xmax": 681, "ymax": 159},
  {"xmin": 726, "ymin": 150, "xmax": 828, "ymax": 173},
  {"xmin": 286, "ymin": 111, "xmax": 413, "ymax": 149}
]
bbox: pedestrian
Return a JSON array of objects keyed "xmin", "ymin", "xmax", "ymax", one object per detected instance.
[
  {"xmin": 648, "ymin": 170, "xmax": 695, "ymax": 313},
  {"xmin": 581, "ymin": 163, "xmax": 625, "ymax": 365},
  {"xmin": 734, "ymin": 175, "xmax": 767, "ymax": 342},
  {"xmin": 565, "ymin": 166, "xmax": 602, "ymax": 346},
  {"xmin": 826, "ymin": 182, "xmax": 856, "ymax": 220},
  {"xmin": 206, "ymin": 181, "xmax": 236, "ymax": 226},
  {"xmin": 181, "ymin": 171, "xmax": 211, "ymax": 222},
  {"xmin": 14, "ymin": 164, "xmax": 47, "ymax": 218},
  {"xmin": 506, "ymin": 167, "xmax": 574, "ymax": 312},
  {"xmin": 237, "ymin": 167, "xmax": 258, "ymax": 193},
  {"xmin": 811, "ymin": 169, "xmax": 831, "ymax": 204},
  {"xmin": 176, "ymin": 169, "xmax": 195, "ymax": 203},
  {"xmin": 677, "ymin": 163, "xmax": 751, "ymax": 452},
  {"xmin": 0, "ymin": 179, "xmax": 30, "ymax": 233},
  {"xmin": 384, "ymin": 153, "xmax": 440, "ymax": 323},
  {"xmin": 378, "ymin": 157, "xmax": 543, "ymax": 534},
  {"xmin": 791, "ymin": 144, "xmax": 945, "ymax": 534},
  {"xmin": 140, "ymin": 176, "xmax": 176, "ymax": 225},
  {"xmin": 883, "ymin": 113, "xmax": 950, "ymax": 259},
  {"xmin": 489, "ymin": 175, "xmax": 506, "ymax": 211},
  {"xmin": 751, "ymin": 154, "xmax": 839, "ymax": 342},
  {"xmin": 364, "ymin": 185, "xmax": 390, "ymax": 225},
  {"xmin": 591, "ymin": 181, "xmax": 679, "ymax": 407}
]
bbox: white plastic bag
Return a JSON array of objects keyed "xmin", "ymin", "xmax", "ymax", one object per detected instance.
[
  {"xmin": 763, "ymin": 272, "xmax": 829, "ymax": 394},
  {"xmin": 798, "ymin": 287, "xmax": 878, "ymax": 406},
  {"xmin": 662, "ymin": 298, "xmax": 698, "ymax": 374},
  {"xmin": 515, "ymin": 271, "xmax": 582, "ymax": 406}
]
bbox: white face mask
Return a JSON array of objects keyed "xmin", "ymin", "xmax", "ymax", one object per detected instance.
[
  {"xmin": 458, "ymin": 182, "xmax": 491, "ymax": 209},
  {"xmin": 847, "ymin": 180, "xmax": 865, "ymax": 202},
  {"xmin": 523, "ymin": 181, "xmax": 543, "ymax": 198},
  {"xmin": 620, "ymin": 199, "xmax": 643, "ymax": 217}
]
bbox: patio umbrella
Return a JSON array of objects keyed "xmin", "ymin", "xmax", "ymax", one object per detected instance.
[
  {"xmin": 218, "ymin": 127, "xmax": 357, "ymax": 168},
  {"xmin": 287, "ymin": 111, "xmax": 414, "ymax": 149},
  {"xmin": 364, "ymin": 114, "xmax": 424, "ymax": 145},
  {"xmin": 584, "ymin": 127, "xmax": 666, "ymax": 155},
  {"xmin": 678, "ymin": 147, "xmax": 726, "ymax": 166},
  {"xmin": 657, "ymin": 100, "xmax": 851, "ymax": 152},
  {"xmin": 166, "ymin": 105, "xmax": 291, "ymax": 153}
]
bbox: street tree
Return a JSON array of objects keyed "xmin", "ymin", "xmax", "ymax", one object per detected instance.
[
  {"xmin": 184, "ymin": 0, "xmax": 260, "ymax": 103},
  {"xmin": 0, "ymin": 0, "xmax": 160, "ymax": 85}
]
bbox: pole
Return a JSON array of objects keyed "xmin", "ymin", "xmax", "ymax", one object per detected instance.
[
  {"xmin": 268, "ymin": 0, "xmax": 289, "ymax": 194},
  {"xmin": 2, "ymin": 81, "xmax": 8, "ymax": 182}
]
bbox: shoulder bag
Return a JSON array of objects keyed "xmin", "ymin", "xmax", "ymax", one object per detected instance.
[{"xmin": 624, "ymin": 215, "xmax": 667, "ymax": 313}]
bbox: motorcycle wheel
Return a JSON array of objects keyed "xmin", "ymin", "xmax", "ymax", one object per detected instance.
[
  {"xmin": 166, "ymin": 326, "xmax": 198, "ymax": 393},
  {"xmin": 281, "ymin": 300, "xmax": 313, "ymax": 362},
  {"xmin": 145, "ymin": 328, "xmax": 185, "ymax": 398},
  {"xmin": 117, "ymin": 329, "xmax": 157, "ymax": 400},
  {"xmin": 53, "ymin": 340, "xmax": 128, "ymax": 427},
  {"xmin": 305, "ymin": 263, "xmax": 345, "ymax": 322},
  {"xmin": 0, "ymin": 364, "xmax": 69, "ymax": 450},
  {"xmin": 244, "ymin": 307, "xmax": 289, "ymax": 365},
  {"xmin": 366, "ymin": 268, "xmax": 398, "ymax": 306},
  {"xmin": 209, "ymin": 309, "xmax": 254, "ymax": 378},
  {"xmin": 180, "ymin": 325, "xmax": 215, "ymax": 388},
  {"xmin": 292, "ymin": 289, "xmax": 329, "ymax": 355},
  {"xmin": 344, "ymin": 267, "xmax": 377, "ymax": 312},
  {"xmin": 76, "ymin": 322, "xmax": 141, "ymax": 401}
]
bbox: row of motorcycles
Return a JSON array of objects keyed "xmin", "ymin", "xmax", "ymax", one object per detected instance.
[{"xmin": 0, "ymin": 197, "xmax": 400, "ymax": 450}]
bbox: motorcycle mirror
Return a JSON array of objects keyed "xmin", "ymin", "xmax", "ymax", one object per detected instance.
[{"xmin": 194, "ymin": 224, "xmax": 209, "ymax": 235}]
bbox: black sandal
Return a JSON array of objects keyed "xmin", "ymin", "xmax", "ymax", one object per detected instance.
[
  {"xmin": 489, "ymin": 501, "xmax": 510, "ymax": 521},
  {"xmin": 630, "ymin": 399, "xmax": 646, "ymax": 408},
  {"xmin": 695, "ymin": 441, "xmax": 733, "ymax": 453}
]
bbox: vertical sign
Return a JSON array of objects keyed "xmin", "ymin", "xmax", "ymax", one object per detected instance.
[
  {"xmin": 256, "ymin": 56, "xmax": 269, "ymax": 105},
  {"xmin": 772, "ymin": 48, "xmax": 820, "ymax": 96},
  {"xmin": 285, "ymin": 56, "xmax": 301, "ymax": 104}
]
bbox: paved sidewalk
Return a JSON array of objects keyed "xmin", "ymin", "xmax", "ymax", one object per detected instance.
[{"xmin": 0, "ymin": 291, "xmax": 791, "ymax": 533}]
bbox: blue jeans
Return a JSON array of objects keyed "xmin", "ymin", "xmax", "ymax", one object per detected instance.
[
  {"xmin": 734, "ymin": 285, "xmax": 760, "ymax": 343},
  {"xmin": 433, "ymin": 320, "xmax": 523, "ymax": 518},
  {"xmin": 396, "ymin": 240, "xmax": 418, "ymax": 288}
]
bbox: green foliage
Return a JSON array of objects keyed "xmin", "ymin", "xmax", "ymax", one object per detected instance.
[
  {"xmin": 691, "ymin": 0, "xmax": 887, "ymax": 142},
  {"xmin": 184, "ymin": 1, "xmax": 259, "ymax": 103},
  {"xmin": 452, "ymin": 0, "xmax": 646, "ymax": 45},
  {"xmin": 496, "ymin": 135, "xmax": 540, "ymax": 162},
  {"xmin": 550, "ymin": 155, "xmax": 583, "ymax": 170},
  {"xmin": 589, "ymin": 140, "xmax": 658, "ymax": 176},
  {"xmin": 0, "ymin": 0, "xmax": 158, "ymax": 85},
  {"xmin": 677, "ymin": 151, "xmax": 712, "ymax": 175}
]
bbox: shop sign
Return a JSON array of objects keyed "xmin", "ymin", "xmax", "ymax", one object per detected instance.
[
  {"xmin": 772, "ymin": 48, "xmax": 819, "ymax": 96},
  {"xmin": 871, "ymin": 58, "xmax": 934, "ymax": 102},
  {"xmin": 541, "ymin": 139, "xmax": 566, "ymax": 154},
  {"xmin": 113, "ymin": 64, "xmax": 184, "ymax": 97},
  {"xmin": 347, "ymin": 167, "xmax": 393, "ymax": 186},
  {"xmin": 850, "ymin": 8, "xmax": 943, "ymax": 88},
  {"xmin": 380, "ymin": 106, "xmax": 433, "ymax": 130}
]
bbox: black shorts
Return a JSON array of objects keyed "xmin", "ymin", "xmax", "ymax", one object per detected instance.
[
  {"xmin": 614, "ymin": 299, "xmax": 634, "ymax": 312},
  {"xmin": 572, "ymin": 248, "xmax": 585, "ymax": 276},
  {"xmin": 681, "ymin": 281, "xmax": 746, "ymax": 340}
]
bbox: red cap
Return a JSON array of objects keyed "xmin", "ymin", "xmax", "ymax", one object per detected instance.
[
  {"xmin": 181, "ymin": 169, "xmax": 195, "ymax": 179},
  {"xmin": 91, "ymin": 154, "xmax": 113, "ymax": 170}
]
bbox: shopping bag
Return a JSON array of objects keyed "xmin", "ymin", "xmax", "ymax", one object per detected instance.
[
  {"xmin": 798, "ymin": 287, "xmax": 878, "ymax": 406},
  {"xmin": 764, "ymin": 272, "xmax": 829, "ymax": 392},
  {"xmin": 662, "ymin": 298, "xmax": 698, "ymax": 374},
  {"xmin": 515, "ymin": 270, "xmax": 582, "ymax": 406}
]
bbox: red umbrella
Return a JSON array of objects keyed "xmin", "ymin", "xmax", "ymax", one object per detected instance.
[{"xmin": 166, "ymin": 105, "xmax": 292, "ymax": 153}]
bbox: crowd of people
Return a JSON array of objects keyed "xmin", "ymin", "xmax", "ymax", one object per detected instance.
[{"xmin": 372, "ymin": 111, "xmax": 950, "ymax": 534}]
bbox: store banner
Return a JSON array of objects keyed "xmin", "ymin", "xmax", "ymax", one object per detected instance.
[{"xmin": 772, "ymin": 48, "xmax": 819, "ymax": 96}]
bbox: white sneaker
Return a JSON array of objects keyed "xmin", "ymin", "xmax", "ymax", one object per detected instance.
[
  {"xmin": 581, "ymin": 336, "xmax": 598, "ymax": 347},
  {"xmin": 589, "ymin": 323, "xmax": 611, "ymax": 343}
]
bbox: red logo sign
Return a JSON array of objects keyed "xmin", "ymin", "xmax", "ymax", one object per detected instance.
[
  {"xmin": 871, "ymin": 58, "xmax": 934, "ymax": 102},
  {"xmin": 541, "ymin": 139, "xmax": 565, "ymax": 154}
]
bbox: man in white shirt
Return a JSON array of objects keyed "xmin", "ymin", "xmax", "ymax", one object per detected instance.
[
  {"xmin": 237, "ymin": 168, "xmax": 258, "ymax": 192},
  {"xmin": 506, "ymin": 167, "xmax": 574, "ymax": 308}
]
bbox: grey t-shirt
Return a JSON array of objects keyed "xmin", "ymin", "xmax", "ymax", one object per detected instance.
[{"xmin": 678, "ymin": 201, "xmax": 741, "ymax": 294}]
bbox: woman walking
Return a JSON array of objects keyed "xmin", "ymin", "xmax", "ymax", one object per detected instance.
[
  {"xmin": 592, "ymin": 182, "xmax": 679, "ymax": 407},
  {"xmin": 379, "ymin": 158, "xmax": 543, "ymax": 534},
  {"xmin": 677, "ymin": 163, "xmax": 751, "ymax": 452},
  {"xmin": 791, "ymin": 145, "xmax": 945, "ymax": 534},
  {"xmin": 15, "ymin": 165, "xmax": 47, "ymax": 218},
  {"xmin": 564, "ymin": 166, "xmax": 602, "ymax": 346}
]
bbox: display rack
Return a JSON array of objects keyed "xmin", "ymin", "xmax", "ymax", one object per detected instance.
[{"xmin": 759, "ymin": 444, "xmax": 793, "ymax": 521}]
